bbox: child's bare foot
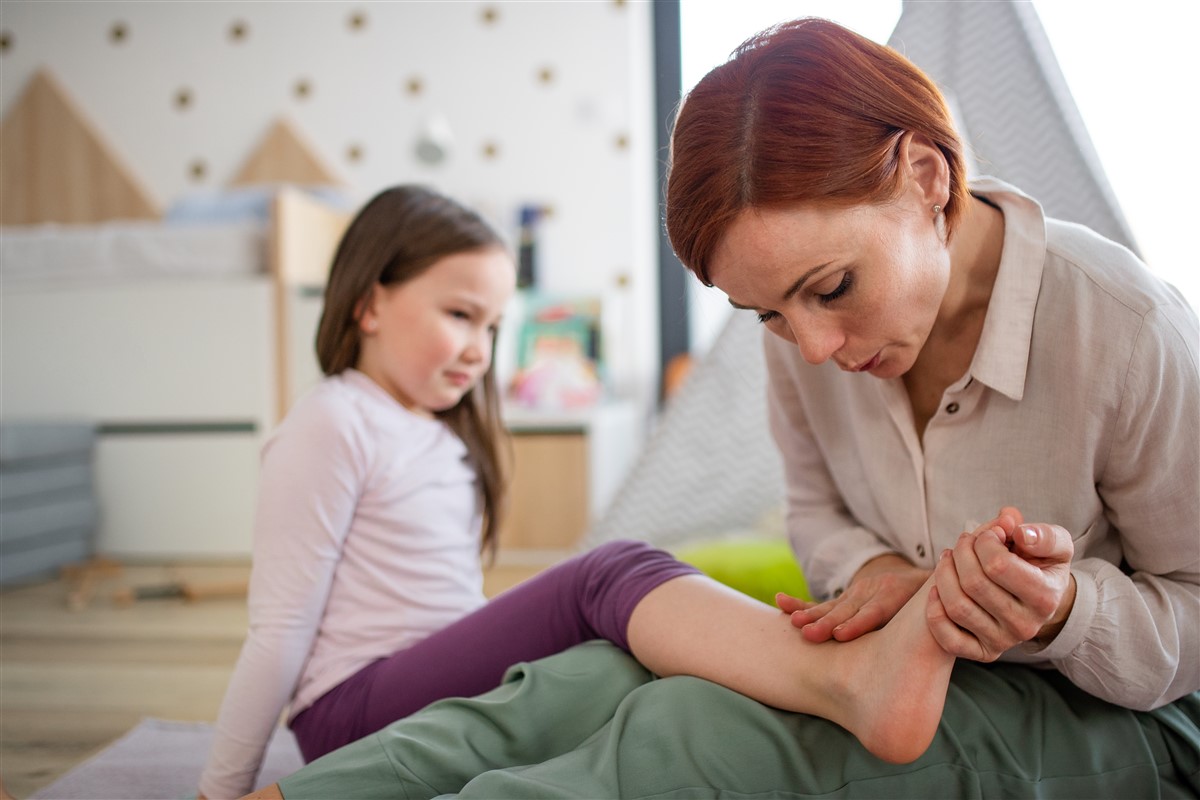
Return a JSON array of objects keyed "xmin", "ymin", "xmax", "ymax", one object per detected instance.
[
  {"xmin": 818, "ymin": 515, "xmax": 1017, "ymax": 763},
  {"xmin": 818, "ymin": 575, "xmax": 953, "ymax": 763}
]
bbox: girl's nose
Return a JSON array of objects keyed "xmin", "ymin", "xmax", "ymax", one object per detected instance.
[{"xmin": 462, "ymin": 329, "xmax": 492, "ymax": 365}]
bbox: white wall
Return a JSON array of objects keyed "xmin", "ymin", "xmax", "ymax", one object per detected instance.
[{"xmin": 0, "ymin": 0, "xmax": 661, "ymax": 412}]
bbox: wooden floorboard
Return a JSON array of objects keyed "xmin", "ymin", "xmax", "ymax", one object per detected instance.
[{"xmin": 0, "ymin": 555, "xmax": 557, "ymax": 798}]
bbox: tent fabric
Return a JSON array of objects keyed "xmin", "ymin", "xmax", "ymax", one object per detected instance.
[
  {"xmin": 585, "ymin": 0, "xmax": 1135, "ymax": 550},
  {"xmin": 583, "ymin": 306, "xmax": 784, "ymax": 549},
  {"xmin": 888, "ymin": 0, "xmax": 1138, "ymax": 253}
]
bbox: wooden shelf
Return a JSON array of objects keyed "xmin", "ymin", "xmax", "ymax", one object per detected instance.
[{"xmin": 499, "ymin": 401, "xmax": 639, "ymax": 552}]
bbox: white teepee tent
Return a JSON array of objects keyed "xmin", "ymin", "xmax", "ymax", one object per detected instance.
[
  {"xmin": 887, "ymin": 0, "xmax": 1137, "ymax": 252},
  {"xmin": 584, "ymin": 0, "xmax": 1136, "ymax": 550}
]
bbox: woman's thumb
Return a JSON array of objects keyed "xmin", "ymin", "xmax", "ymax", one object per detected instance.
[{"xmin": 1014, "ymin": 523, "xmax": 1073, "ymax": 563}]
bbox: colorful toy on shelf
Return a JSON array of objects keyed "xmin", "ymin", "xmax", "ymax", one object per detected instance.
[{"xmin": 508, "ymin": 295, "xmax": 603, "ymax": 410}]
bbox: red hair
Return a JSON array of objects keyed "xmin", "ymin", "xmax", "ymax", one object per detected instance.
[{"xmin": 666, "ymin": 18, "xmax": 969, "ymax": 284}]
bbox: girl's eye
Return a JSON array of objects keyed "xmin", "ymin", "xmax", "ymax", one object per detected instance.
[
  {"xmin": 816, "ymin": 273, "xmax": 852, "ymax": 305},
  {"xmin": 449, "ymin": 309, "xmax": 471, "ymax": 321}
]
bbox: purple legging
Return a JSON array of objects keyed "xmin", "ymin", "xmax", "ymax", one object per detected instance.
[{"xmin": 289, "ymin": 539, "xmax": 699, "ymax": 761}]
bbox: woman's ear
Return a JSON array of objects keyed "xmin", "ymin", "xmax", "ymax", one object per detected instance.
[{"xmin": 899, "ymin": 132, "xmax": 950, "ymax": 210}]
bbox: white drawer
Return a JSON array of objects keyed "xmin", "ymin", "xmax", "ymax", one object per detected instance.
[
  {"xmin": 94, "ymin": 432, "xmax": 261, "ymax": 558},
  {"xmin": 2, "ymin": 279, "xmax": 274, "ymax": 423}
]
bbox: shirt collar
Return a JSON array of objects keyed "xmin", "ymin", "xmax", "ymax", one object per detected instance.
[{"xmin": 964, "ymin": 177, "xmax": 1047, "ymax": 402}]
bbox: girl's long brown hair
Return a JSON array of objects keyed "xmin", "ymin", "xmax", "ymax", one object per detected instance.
[
  {"xmin": 666, "ymin": 17, "xmax": 969, "ymax": 284},
  {"xmin": 316, "ymin": 185, "xmax": 510, "ymax": 558}
]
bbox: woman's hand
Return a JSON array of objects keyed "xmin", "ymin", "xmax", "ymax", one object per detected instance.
[
  {"xmin": 777, "ymin": 553, "xmax": 931, "ymax": 643},
  {"xmin": 776, "ymin": 510, "xmax": 1023, "ymax": 643},
  {"xmin": 927, "ymin": 506, "xmax": 1076, "ymax": 661}
]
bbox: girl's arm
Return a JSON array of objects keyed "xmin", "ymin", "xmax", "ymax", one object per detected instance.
[{"xmin": 200, "ymin": 397, "xmax": 367, "ymax": 798}]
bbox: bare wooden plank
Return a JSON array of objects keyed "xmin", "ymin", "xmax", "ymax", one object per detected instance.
[{"xmin": 268, "ymin": 186, "xmax": 351, "ymax": 418}]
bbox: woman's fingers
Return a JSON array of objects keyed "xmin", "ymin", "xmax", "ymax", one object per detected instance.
[
  {"xmin": 795, "ymin": 598, "xmax": 862, "ymax": 642},
  {"xmin": 828, "ymin": 600, "xmax": 894, "ymax": 641},
  {"xmin": 926, "ymin": 584, "xmax": 986, "ymax": 661},
  {"xmin": 929, "ymin": 515, "xmax": 1078, "ymax": 660},
  {"xmin": 774, "ymin": 592, "xmax": 812, "ymax": 615},
  {"xmin": 1010, "ymin": 523, "xmax": 1074, "ymax": 566}
]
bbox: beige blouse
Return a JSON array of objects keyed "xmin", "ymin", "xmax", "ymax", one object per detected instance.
[{"xmin": 765, "ymin": 177, "xmax": 1198, "ymax": 711}]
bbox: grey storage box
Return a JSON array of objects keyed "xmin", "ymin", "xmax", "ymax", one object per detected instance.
[{"xmin": 0, "ymin": 422, "xmax": 98, "ymax": 586}]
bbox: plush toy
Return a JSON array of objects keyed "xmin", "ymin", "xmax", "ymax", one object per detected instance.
[{"xmin": 675, "ymin": 538, "xmax": 813, "ymax": 606}]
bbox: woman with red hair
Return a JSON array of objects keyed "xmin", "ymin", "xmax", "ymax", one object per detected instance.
[
  {"xmin": 233, "ymin": 18, "xmax": 1198, "ymax": 799},
  {"xmin": 667, "ymin": 17, "xmax": 1197, "ymax": 697}
]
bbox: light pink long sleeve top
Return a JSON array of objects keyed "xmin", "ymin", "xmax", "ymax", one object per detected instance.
[{"xmin": 199, "ymin": 369, "xmax": 486, "ymax": 798}]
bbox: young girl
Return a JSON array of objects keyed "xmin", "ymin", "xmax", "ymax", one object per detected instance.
[
  {"xmin": 200, "ymin": 184, "xmax": 990, "ymax": 799},
  {"xmin": 196, "ymin": 185, "xmax": 689, "ymax": 798}
]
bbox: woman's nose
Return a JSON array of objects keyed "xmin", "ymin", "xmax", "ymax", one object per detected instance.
[{"xmin": 793, "ymin": 320, "xmax": 844, "ymax": 366}]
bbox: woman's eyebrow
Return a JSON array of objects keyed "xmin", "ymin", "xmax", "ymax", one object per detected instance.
[{"xmin": 726, "ymin": 262, "xmax": 832, "ymax": 310}]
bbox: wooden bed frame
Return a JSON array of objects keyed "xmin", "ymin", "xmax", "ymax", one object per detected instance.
[
  {"xmin": 1, "ymin": 67, "xmax": 353, "ymax": 420},
  {"xmin": 0, "ymin": 69, "xmax": 353, "ymax": 557}
]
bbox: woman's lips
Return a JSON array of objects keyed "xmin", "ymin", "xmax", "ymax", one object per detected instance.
[{"xmin": 854, "ymin": 353, "xmax": 881, "ymax": 373}]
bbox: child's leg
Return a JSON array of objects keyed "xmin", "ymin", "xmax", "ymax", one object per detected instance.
[
  {"xmin": 291, "ymin": 540, "xmax": 697, "ymax": 759},
  {"xmin": 622, "ymin": 518, "xmax": 1020, "ymax": 763},
  {"xmin": 627, "ymin": 570, "xmax": 951, "ymax": 764}
]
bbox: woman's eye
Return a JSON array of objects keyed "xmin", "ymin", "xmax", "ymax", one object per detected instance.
[
  {"xmin": 755, "ymin": 310, "xmax": 780, "ymax": 325},
  {"xmin": 816, "ymin": 273, "xmax": 852, "ymax": 305}
]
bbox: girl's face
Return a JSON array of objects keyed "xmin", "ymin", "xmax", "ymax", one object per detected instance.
[
  {"xmin": 706, "ymin": 195, "xmax": 950, "ymax": 380},
  {"xmin": 357, "ymin": 247, "xmax": 516, "ymax": 415}
]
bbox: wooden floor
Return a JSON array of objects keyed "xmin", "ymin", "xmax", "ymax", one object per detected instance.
[{"xmin": 0, "ymin": 557, "xmax": 556, "ymax": 799}]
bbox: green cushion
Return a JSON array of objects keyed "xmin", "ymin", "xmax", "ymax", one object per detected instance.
[{"xmin": 675, "ymin": 538, "xmax": 813, "ymax": 605}]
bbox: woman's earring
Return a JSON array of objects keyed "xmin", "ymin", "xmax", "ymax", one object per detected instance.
[
  {"xmin": 932, "ymin": 204, "xmax": 942, "ymax": 215},
  {"xmin": 933, "ymin": 204, "xmax": 947, "ymax": 241}
]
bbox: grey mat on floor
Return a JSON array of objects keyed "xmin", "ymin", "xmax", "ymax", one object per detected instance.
[{"xmin": 30, "ymin": 718, "xmax": 304, "ymax": 800}]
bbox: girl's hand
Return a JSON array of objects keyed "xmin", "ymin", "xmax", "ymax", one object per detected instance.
[
  {"xmin": 927, "ymin": 506, "xmax": 1076, "ymax": 661},
  {"xmin": 779, "ymin": 554, "xmax": 931, "ymax": 642}
]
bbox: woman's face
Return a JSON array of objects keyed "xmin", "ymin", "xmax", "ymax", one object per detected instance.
[{"xmin": 706, "ymin": 196, "xmax": 950, "ymax": 379}]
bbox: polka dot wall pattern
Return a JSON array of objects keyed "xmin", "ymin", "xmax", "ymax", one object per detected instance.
[
  {"xmin": 3, "ymin": 3, "xmax": 635, "ymax": 199},
  {"xmin": 0, "ymin": 0, "xmax": 656, "ymax": 405}
]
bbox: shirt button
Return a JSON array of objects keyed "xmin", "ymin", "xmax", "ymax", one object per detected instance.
[
  {"xmin": 945, "ymin": 402, "xmax": 960, "ymax": 414},
  {"xmin": 917, "ymin": 544, "xmax": 926, "ymax": 558}
]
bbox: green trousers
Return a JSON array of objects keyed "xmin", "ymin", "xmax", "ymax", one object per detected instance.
[{"xmin": 279, "ymin": 641, "xmax": 1200, "ymax": 799}]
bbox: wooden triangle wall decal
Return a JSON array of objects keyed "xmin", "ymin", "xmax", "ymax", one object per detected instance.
[
  {"xmin": 1, "ymin": 69, "xmax": 159, "ymax": 224},
  {"xmin": 230, "ymin": 117, "xmax": 342, "ymax": 187}
]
